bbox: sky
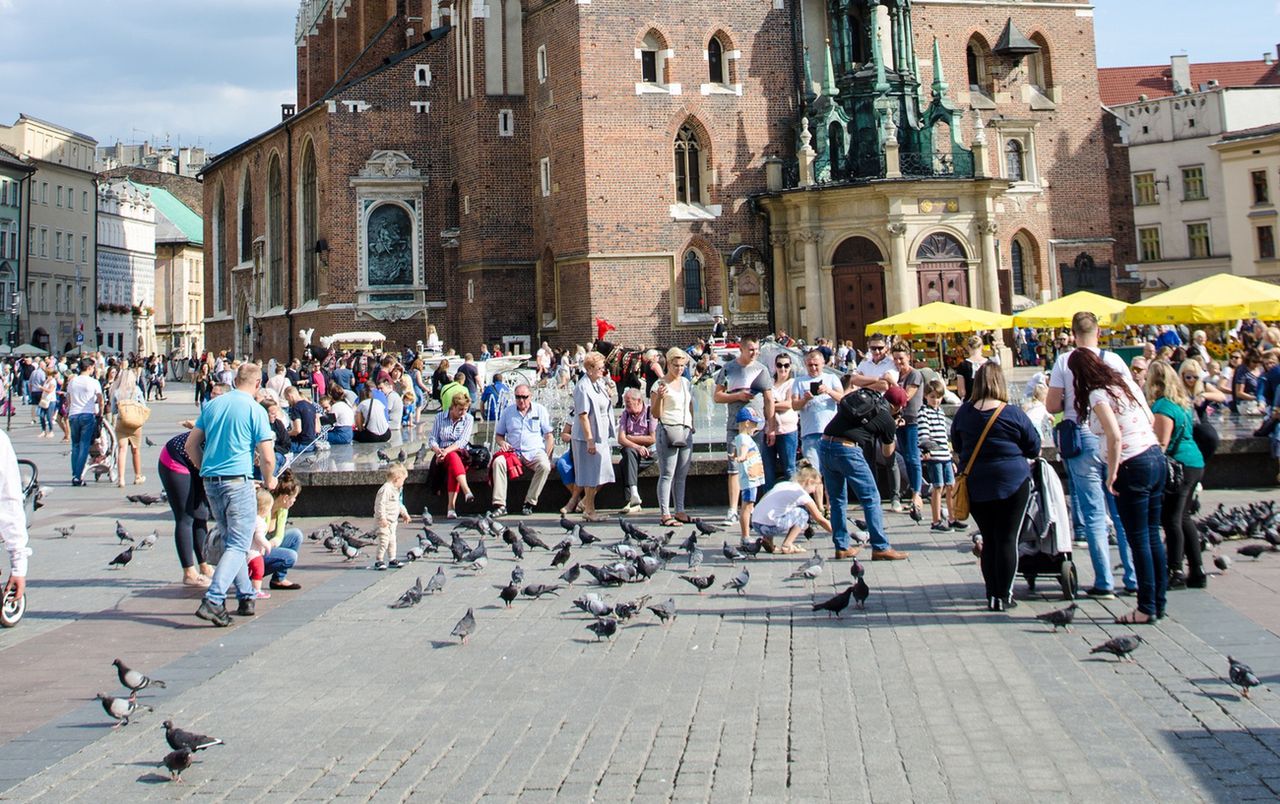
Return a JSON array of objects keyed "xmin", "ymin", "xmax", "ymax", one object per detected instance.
[{"xmin": 0, "ymin": 0, "xmax": 1276, "ymax": 155}]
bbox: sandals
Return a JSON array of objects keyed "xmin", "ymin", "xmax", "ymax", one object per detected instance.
[
  {"xmin": 582, "ymin": 511, "xmax": 606, "ymax": 522},
  {"xmin": 660, "ymin": 516, "xmax": 681, "ymax": 527},
  {"xmin": 1114, "ymin": 609, "xmax": 1154, "ymax": 625},
  {"xmin": 777, "ymin": 544, "xmax": 807, "ymax": 555}
]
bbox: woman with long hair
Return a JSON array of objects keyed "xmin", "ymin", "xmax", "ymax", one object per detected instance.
[
  {"xmin": 1070, "ymin": 348, "xmax": 1165, "ymax": 624},
  {"xmin": 1179, "ymin": 358, "xmax": 1226, "ymax": 418},
  {"xmin": 110, "ymin": 361, "xmax": 147, "ymax": 487},
  {"xmin": 953, "ymin": 335, "xmax": 987, "ymax": 402},
  {"xmin": 1145, "ymin": 360, "xmax": 1207, "ymax": 590}
]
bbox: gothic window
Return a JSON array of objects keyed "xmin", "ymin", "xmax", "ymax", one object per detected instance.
[
  {"xmin": 708, "ymin": 37, "xmax": 724, "ymax": 85},
  {"xmin": 1010, "ymin": 237, "xmax": 1026, "ymax": 296},
  {"xmin": 536, "ymin": 45, "xmax": 548, "ymax": 84},
  {"xmin": 966, "ymin": 36, "xmax": 991, "ymax": 93},
  {"xmin": 365, "ymin": 203, "xmax": 413, "ymax": 287},
  {"xmin": 674, "ymin": 126, "xmax": 703, "ymax": 205},
  {"xmin": 238, "ymin": 171, "xmax": 253, "ymax": 263},
  {"xmin": 1027, "ymin": 34, "xmax": 1051, "ymax": 90},
  {"xmin": 641, "ymin": 34, "xmax": 660, "ymax": 83},
  {"xmin": 299, "ymin": 142, "xmax": 319, "ymax": 302},
  {"xmin": 683, "ymin": 249, "xmax": 707, "ymax": 313},
  {"xmin": 213, "ymin": 184, "xmax": 226, "ymax": 312},
  {"xmin": 267, "ymin": 155, "xmax": 283, "ymax": 307},
  {"xmin": 1005, "ymin": 140, "xmax": 1025, "ymax": 182}
]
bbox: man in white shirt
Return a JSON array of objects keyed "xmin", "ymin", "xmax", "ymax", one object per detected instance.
[
  {"xmin": 66, "ymin": 359, "xmax": 104, "ymax": 486},
  {"xmin": 1047, "ymin": 311, "xmax": 1135, "ymax": 598},
  {"xmin": 265, "ymin": 365, "xmax": 292, "ymax": 402},
  {"xmin": 849, "ymin": 334, "xmax": 896, "ymax": 391},
  {"xmin": 0, "ymin": 429, "xmax": 31, "ymax": 603}
]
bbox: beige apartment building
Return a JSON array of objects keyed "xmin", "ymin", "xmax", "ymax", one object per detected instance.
[
  {"xmin": 0, "ymin": 115, "xmax": 97, "ymax": 352},
  {"xmin": 1212, "ymin": 123, "xmax": 1280, "ymax": 280}
]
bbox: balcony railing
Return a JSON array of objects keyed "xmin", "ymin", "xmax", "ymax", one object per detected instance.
[
  {"xmin": 781, "ymin": 147, "xmax": 974, "ymax": 190},
  {"xmin": 900, "ymin": 149, "xmax": 975, "ymax": 179}
]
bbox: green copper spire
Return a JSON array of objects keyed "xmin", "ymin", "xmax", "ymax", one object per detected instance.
[
  {"xmin": 931, "ymin": 37, "xmax": 948, "ymax": 98},
  {"xmin": 802, "ymin": 47, "xmax": 817, "ymax": 105},
  {"xmin": 823, "ymin": 39, "xmax": 840, "ymax": 97},
  {"xmin": 871, "ymin": 12, "xmax": 888, "ymax": 93}
]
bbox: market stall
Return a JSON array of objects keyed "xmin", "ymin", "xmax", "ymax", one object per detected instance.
[{"xmin": 866, "ymin": 302, "xmax": 1013, "ymax": 375}]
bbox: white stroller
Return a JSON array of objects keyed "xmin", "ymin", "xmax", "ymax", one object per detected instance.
[{"xmin": 1017, "ymin": 457, "xmax": 1079, "ymax": 601}]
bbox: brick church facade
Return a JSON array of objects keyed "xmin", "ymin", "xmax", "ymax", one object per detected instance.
[{"xmin": 200, "ymin": 0, "xmax": 1116, "ymax": 358}]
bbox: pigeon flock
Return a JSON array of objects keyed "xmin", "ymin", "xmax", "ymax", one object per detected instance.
[{"xmin": 1195, "ymin": 502, "xmax": 1280, "ymax": 566}]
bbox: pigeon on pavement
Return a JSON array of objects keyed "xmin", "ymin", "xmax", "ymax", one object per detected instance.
[
  {"xmin": 53, "ymin": 525, "xmax": 75, "ymax": 539},
  {"xmin": 648, "ymin": 598, "xmax": 677, "ymax": 625},
  {"xmin": 1214, "ymin": 554, "xmax": 1231, "ymax": 573},
  {"xmin": 574, "ymin": 594, "xmax": 612, "ymax": 617},
  {"xmin": 521, "ymin": 527, "xmax": 551, "ymax": 551},
  {"xmin": 1036, "ymin": 603, "xmax": 1079, "ymax": 632},
  {"xmin": 421, "ymin": 508, "xmax": 434, "ymax": 527},
  {"xmin": 98, "ymin": 693, "xmax": 150, "ymax": 728},
  {"xmin": 145, "ymin": 436, "xmax": 158, "ymax": 447},
  {"xmin": 1237, "ymin": 543, "xmax": 1270, "ymax": 559},
  {"xmin": 722, "ymin": 542, "xmax": 747, "ymax": 563},
  {"xmin": 451, "ymin": 608, "xmax": 476, "ymax": 644},
  {"xmin": 162, "ymin": 747, "xmax": 193, "ymax": 782},
  {"xmin": 679, "ymin": 574, "xmax": 715, "ymax": 594},
  {"xmin": 738, "ymin": 538, "xmax": 764, "ymax": 557},
  {"xmin": 163, "ymin": 720, "xmax": 224, "ymax": 752},
  {"xmin": 559, "ymin": 563, "xmax": 581, "ymax": 585},
  {"xmin": 723, "ymin": 568, "xmax": 750, "ymax": 595},
  {"xmin": 789, "ymin": 563, "xmax": 823, "ymax": 582},
  {"xmin": 109, "ymin": 544, "xmax": 135, "ymax": 569},
  {"xmin": 1090, "ymin": 634, "xmax": 1144, "ymax": 662},
  {"xmin": 499, "ymin": 583, "xmax": 519, "ymax": 608},
  {"xmin": 558, "ymin": 515, "xmax": 577, "ymax": 532},
  {"xmin": 812, "ymin": 586, "xmax": 854, "ymax": 618},
  {"xmin": 576, "ymin": 524, "xmax": 600, "ymax": 545},
  {"xmin": 522, "ymin": 583, "xmax": 561, "ymax": 599},
  {"xmin": 138, "ymin": 530, "xmax": 158, "ymax": 550},
  {"xmin": 586, "ymin": 617, "xmax": 619, "ymax": 641},
  {"xmin": 1228, "ymin": 656, "xmax": 1262, "ymax": 699},
  {"xmin": 852, "ymin": 576, "xmax": 870, "ymax": 609},
  {"xmin": 389, "ymin": 577, "xmax": 425, "ymax": 609},
  {"xmin": 687, "ymin": 546, "xmax": 704, "ymax": 571},
  {"xmin": 116, "ymin": 521, "xmax": 131, "ymax": 544},
  {"xmin": 693, "ymin": 518, "xmax": 719, "ymax": 536},
  {"xmin": 113, "ymin": 659, "xmax": 166, "ymax": 693},
  {"xmin": 424, "ymin": 566, "xmax": 447, "ymax": 594},
  {"xmin": 510, "ymin": 565, "xmax": 525, "ymax": 585},
  {"xmin": 551, "ymin": 543, "xmax": 572, "ymax": 567}
]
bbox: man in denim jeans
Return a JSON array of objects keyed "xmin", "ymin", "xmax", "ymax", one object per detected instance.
[
  {"xmin": 186, "ymin": 363, "xmax": 276, "ymax": 626},
  {"xmin": 1048, "ymin": 311, "xmax": 1136, "ymax": 599}
]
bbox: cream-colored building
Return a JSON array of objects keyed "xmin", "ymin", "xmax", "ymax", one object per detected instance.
[
  {"xmin": 96, "ymin": 181, "xmax": 156, "ymax": 356},
  {"xmin": 1212, "ymin": 123, "xmax": 1280, "ymax": 280},
  {"xmin": 0, "ymin": 115, "xmax": 97, "ymax": 352},
  {"xmin": 132, "ymin": 181, "xmax": 204, "ymax": 357}
]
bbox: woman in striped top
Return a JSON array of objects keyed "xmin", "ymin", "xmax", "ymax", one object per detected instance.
[{"xmin": 918, "ymin": 379, "xmax": 963, "ymax": 532}]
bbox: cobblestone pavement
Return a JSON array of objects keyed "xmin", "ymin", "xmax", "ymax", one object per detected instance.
[{"xmin": 2, "ymin": 393, "xmax": 1280, "ymax": 802}]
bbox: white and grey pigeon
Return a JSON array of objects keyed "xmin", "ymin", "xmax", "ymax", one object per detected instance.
[
  {"xmin": 722, "ymin": 567, "xmax": 750, "ymax": 595},
  {"xmin": 788, "ymin": 563, "xmax": 823, "ymax": 581},
  {"xmin": 421, "ymin": 508, "xmax": 434, "ymax": 527},
  {"xmin": 424, "ymin": 566, "xmax": 446, "ymax": 594},
  {"xmin": 97, "ymin": 693, "xmax": 151, "ymax": 728},
  {"xmin": 113, "ymin": 659, "xmax": 166, "ymax": 693},
  {"xmin": 138, "ymin": 530, "xmax": 158, "ymax": 550}
]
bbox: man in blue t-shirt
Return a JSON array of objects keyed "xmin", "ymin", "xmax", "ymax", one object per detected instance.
[
  {"xmin": 481, "ymin": 373, "xmax": 510, "ymax": 421},
  {"xmin": 186, "ymin": 363, "xmax": 277, "ymax": 626}
]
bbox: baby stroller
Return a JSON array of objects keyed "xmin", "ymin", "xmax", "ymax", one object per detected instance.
[
  {"xmin": 85, "ymin": 417, "xmax": 118, "ymax": 484},
  {"xmin": 1017, "ymin": 457, "xmax": 1079, "ymax": 601}
]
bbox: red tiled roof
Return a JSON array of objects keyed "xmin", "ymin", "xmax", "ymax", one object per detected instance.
[{"xmin": 1099, "ymin": 59, "xmax": 1280, "ymax": 106}]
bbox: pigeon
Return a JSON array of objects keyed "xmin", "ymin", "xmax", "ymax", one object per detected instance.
[
  {"xmin": 812, "ymin": 586, "xmax": 855, "ymax": 618},
  {"xmin": 908, "ymin": 503, "xmax": 923, "ymax": 523},
  {"xmin": 510, "ymin": 565, "xmax": 525, "ymax": 585},
  {"xmin": 680, "ymin": 574, "xmax": 715, "ymax": 594},
  {"xmin": 559, "ymin": 514, "xmax": 577, "ymax": 533},
  {"xmin": 390, "ymin": 577, "xmax": 425, "ymax": 608},
  {"xmin": 502, "ymin": 527, "xmax": 518, "ymax": 546},
  {"xmin": 421, "ymin": 528, "xmax": 447, "ymax": 551},
  {"xmin": 576, "ymin": 525, "xmax": 600, "ymax": 545},
  {"xmin": 679, "ymin": 532, "xmax": 698, "ymax": 551},
  {"xmin": 575, "ymin": 594, "xmax": 612, "ymax": 617},
  {"xmin": 1238, "ymin": 543, "xmax": 1270, "ymax": 559},
  {"xmin": 451, "ymin": 608, "xmax": 476, "ymax": 644},
  {"xmin": 376, "ymin": 448, "xmax": 393, "ymax": 463},
  {"xmin": 449, "ymin": 534, "xmax": 471, "ymax": 563},
  {"xmin": 163, "ymin": 720, "xmax": 223, "ymax": 752},
  {"xmin": 789, "ymin": 563, "xmax": 823, "ymax": 582},
  {"xmin": 138, "ymin": 530, "xmax": 158, "ymax": 550},
  {"xmin": 127, "ymin": 493, "xmax": 166, "ymax": 506},
  {"xmin": 499, "ymin": 583, "xmax": 519, "ymax": 608},
  {"xmin": 850, "ymin": 557, "xmax": 866, "ymax": 580},
  {"xmin": 510, "ymin": 538, "xmax": 525, "ymax": 560},
  {"xmin": 396, "ymin": 449, "xmax": 407, "ymax": 464},
  {"xmin": 648, "ymin": 598, "xmax": 677, "ymax": 625},
  {"xmin": 1090, "ymin": 634, "xmax": 1144, "ymax": 662},
  {"xmin": 522, "ymin": 583, "xmax": 561, "ymax": 599},
  {"xmin": 162, "ymin": 747, "xmax": 193, "ymax": 782},
  {"xmin": 552, "ymin": 537, "xmax": 573, "ymax": 551},
  {"xmin": 723, "ymin": 568, "xmax": 750, "ymax": 595},
  {"xmin": 722, "ymin": 542, "xmax": 747, "ymax": 563},
  {"xmin": 1214, "ymin": 554, "xmax": 1231, "ymax": 573},
  {"xmin": 551, "ymin": 543, "xmax": 572, "ymax": 567},
  {"xmin": 421, "ymin": 508, "xmax": 434, "ymax": 527},
  {"xmin": 797, "ymin": 551, "xmax": 825, "ymax": 574},
  {"xmin": 97, "ymin": 693, "xmax": 150, "ymax": 728},
  {"xmin": 852, "ymin": 576, "xmax": 870, "ymax": 609},
  {"xmin": 145, "ymin": 436, "xmax": 158, "ymax": 447},
  {"xmin": 463, "ymin": 538, "xmax": 488, "ymax": 564},
  {"xmin": 322, "ymin": 535, "xmax": 343, "ymax": 552},
  {"xmin": 406, "ymin": 545, "xmax": 425, "ymax": 562},
  {"xmin": 738, "ymin": 538, "xmax": 765, "ymax": 557},
  {"xmin": 586, "ymin": 617, "xmax": 619, "ymax": 641},
  {"xmin": 116, "ymin": 521, "xmax": 131, "ymax": 544},
  {"xmin": 109, "ymin": 544, "xmax": 135, "ymax": 569},
  {"xmin": 687, "ymin": 546, "xmax": 704, "ymax": 571},
  {"xmin": 53, "ymin": 525, "xmax": 75, "ymax": 539},
  {"xmin": 424, "ymin": 567, "xmax": 446, "ymax": 594},
  {"xmin": 636, "ymin": 555, "xmax": 662, "ymax": 579},
  {"xmin": 452, "ymin": 516, "xmax": 488, "ymax": 534},
  {"xmin": 341, "ymin": 542, "xmax": 360, "ymax": 561},
  {"xmin": 559, "ymin": 563, "xmax": 581, "ymax": 586},
  {"xmin": 345, "ymin": 532, "xmax": 378, "ymax": 549},
  {"xmin": 693, "ymin": 518, "xmax": 720, "ymax": 536},
  {"xmin": 1228, "ymin": 656, "xmax": 1261, "ymax": 699},
  {"xmin": 1036, "ymin": 603, "xmax": 1079, "ymax": 632},
  {"xmin": 521, "ymin": 527, "xmax": 551, "ymax": 551},
  {"xmin": 113, "ymin": 659, "xmax": 165, "ymax": 693},
  {"xmin": 610, "ymin": 543, "xmax": 640, "ymax": 561}
]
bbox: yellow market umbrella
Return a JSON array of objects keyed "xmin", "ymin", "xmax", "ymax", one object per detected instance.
[
  {"xmin": 866, "ymin": 302, "xmax": 1013, "ymax": 336},
  {"xmin": 1115, "ymin": 273, "xmax": 1280, "ymax": 325},
  {"xmin": 1014, "ymin": 291, "xmax": 1129, "ymax": 329}
]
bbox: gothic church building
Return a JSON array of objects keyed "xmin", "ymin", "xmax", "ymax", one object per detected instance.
[{"xmin": 201, "ymin": 0, "xmax": 1116, "ymax": 357}]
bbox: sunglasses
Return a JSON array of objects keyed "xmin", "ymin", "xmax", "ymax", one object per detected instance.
[
  {"xmin": 869, "ymin": 346, "xmax": 885, "ymax": 352},
  {"xmin": 514, "ymin": 394, "xmax": 530, "ymax": 400},
  {"xmin": 776, "ymin": 362, "xmax": 790, "ymax": 368}
]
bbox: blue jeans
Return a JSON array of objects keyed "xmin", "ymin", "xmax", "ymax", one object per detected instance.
[
  {"xmin": 37, "ymin": 404, "xmax": 53, "ymax": 433},
  {"xmin": 1064, "ymin": 430, "xmax": 1135, "ymax": 591},
  {"xmin": 262, "ymin": 527, "xmax": 302, "ymax": 582},
  {"xmin": 762, "ymin": 431, "xmax": 798, "ymax": 492},
  {"xmin": 328, "ymin": 426, "xmax": 353, "ymax": 445},
  {"xmin": 819, "ymin": 438, "xmax": 890, "ymax": 551},
  {"xmin": 895, "ymin": 423, "xmax": 922, "ymax": 496},
  {"xmin": 204, "ymin": 477, "xmax": 258, "ymax": 607},
  {"xmin": 801, "ymin": 433, "xmax": 823, "ymax": 475},
  {"xmin": 1112, "ymin": 446, "xmax": 1168, "ymax": 616},
  {"xmin": 69, "ymin": 413, "xmax": 96, "ymax": 482}
]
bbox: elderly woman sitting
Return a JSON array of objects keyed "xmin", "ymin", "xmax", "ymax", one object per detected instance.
[
  {"xmin": 617, "ymin": 387, "xmax": 656, "ymax": 514},
  {"xmin": 430, "ymin": 391, "xmax": 475, "ymax": 519}
]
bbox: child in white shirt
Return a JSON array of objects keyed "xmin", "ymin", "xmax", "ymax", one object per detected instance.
[{"xmin": 374, "ymin": 463, "xmax": 411, "ymax": 570}]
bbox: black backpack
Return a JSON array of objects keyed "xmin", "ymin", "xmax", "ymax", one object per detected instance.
[{"xmin": 838, "ymin": 388, "xmax": 887, "ymax": 429}]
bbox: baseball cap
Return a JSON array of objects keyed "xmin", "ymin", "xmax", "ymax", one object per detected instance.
[
  {"xmin": 736, "ymin": 407, "xmax": 763, "ymax": 424},
  {"xmin": 883, "ymin": 385, "xmax": 908, "ymax": 409}
]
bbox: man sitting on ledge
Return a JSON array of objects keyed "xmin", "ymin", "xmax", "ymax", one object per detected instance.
[{"xmin": 490, "ymin": 385, "xmax": 554, "ymax": 517}]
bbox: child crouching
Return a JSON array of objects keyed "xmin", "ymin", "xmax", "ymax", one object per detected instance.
[
  {"xmin": 749, "ymin": 466, "xmax": 832, "ymax": 554},
  {"xmin": 374, "ymin": 462, "xmax": 411, "ymax": 570}
]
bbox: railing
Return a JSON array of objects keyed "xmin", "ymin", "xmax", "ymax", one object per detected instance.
[{"xmin": 899, "ymin": 149, "xmax": 975, "ymax": 179}]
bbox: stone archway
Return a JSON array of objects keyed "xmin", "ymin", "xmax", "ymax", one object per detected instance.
[
  {"xmin": 915, "ymin": 232, "xmax": 971, "ymax": 306},
  {"xmin": 830, "ymin": 236, "xmax": 886, "ymax": 349}
]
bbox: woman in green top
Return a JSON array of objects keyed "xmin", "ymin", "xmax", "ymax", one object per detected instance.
[{"xmin": 1145, "ymin": 360, "xmax": 1207, "ymax": 589}]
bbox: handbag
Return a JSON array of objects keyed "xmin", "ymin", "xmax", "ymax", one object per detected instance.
[
  {"xmin": 1163, "ymin": 408, "xmax": 1187, "ymax": 497},
  {"xmin": 952, "ymin": 403, "xmax": 1005, "ymax": 522},
  {"xmin": 1053, "ymin": 418, "xmax": 1083, "ymax": 459},
  {"xmin": 116, "ymin": 399, "xmax": 151, "ymax": 430}
]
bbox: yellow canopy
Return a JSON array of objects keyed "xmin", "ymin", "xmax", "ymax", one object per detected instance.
[
  {"xmin": 866, "ymin": 302, "xmax": 1013, "ymax": 336},
  {"xmin": 1115, "ymin": 273, "xmax": 1280, "ymax": 325},
  {"xmin": 1013, "ymin": 291, "xmax": 1129, "ymax": 328}
]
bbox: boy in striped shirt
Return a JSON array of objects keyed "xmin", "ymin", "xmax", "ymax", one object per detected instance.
[{"xmin": 918, "ymin": 380, "xmax": 964, "ymax": 532}]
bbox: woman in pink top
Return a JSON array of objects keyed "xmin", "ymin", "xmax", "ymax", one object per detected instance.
[
  {"xmin": 762, "ymin": 353, "xmax": 799, "ymax": 492},
  {"xmin": 1070, "ymin": 349, "xmax": 1166, "ymax": 625}
]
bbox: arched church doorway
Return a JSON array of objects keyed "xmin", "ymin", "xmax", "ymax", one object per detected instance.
[
  {"xmin": 830, "ymin": 236, "xmax": 886, "ymax": 349},
  {"xmin": 915, "ymin": 232, "xmax": 970, "ymax": 306}
]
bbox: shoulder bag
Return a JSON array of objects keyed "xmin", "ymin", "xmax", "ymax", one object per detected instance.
[
  {"xmin": 660, "ymin": 378, "xmax": 694, "ymax": 448},
  {"xmin": 952, "ymin": 403, "xmax": 1005, "ymax": 522},
  {"xmin": 1163, "ymin": 407, "xmax": 1186, "ymax": 497}
]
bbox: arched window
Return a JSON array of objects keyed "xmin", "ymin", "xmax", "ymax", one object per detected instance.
[
  {"xmin": 915, "ymin": 232, "xmax": 967, "ymax": 261},
  {"xmin": 213, "ymin": 184, "xmax": 226, "ymax": 311},
  {"xmin": 299, "ymin": 142, "xmax": 318, "ymax": 302},
  {"xmin": 1010, "ymin": 238, "xmax": 1026, "ymax": 296},
  {"xmin": 674, "ymin": 125, "xmax": 703, "ymax": 205},
  {"xmin": 708, "ymin": 37, "xmax": 724, "ymax": 85},
  {"xmin": 1005, "ymin": 140, "xmax": 1025, "ymax": 182},
  {"xmin": 1027, "ymin": 34, "xmax": 1051, "ymax": 90},
  {"xmin": 238, "ymin": 171, "xmax": 253, "ymax": 263},
  {"xmin": 267, "ymin": 155, "xmax": 283, "ymax": 307},
  {"xmin": 966, "ymin": 35, "xmax": 991, "ymax": 93},
  {"xmin": 682, "ymin": 249, "xmax": 706, "ymax": 313},
  {"xmin": 640, "ymin": 31, "xmax": 667, "ymax": 86}
]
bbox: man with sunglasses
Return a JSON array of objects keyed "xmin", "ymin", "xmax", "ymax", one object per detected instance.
[
  {"xmin": 849, "ymin": 334, "xmax": 895, "ymax": 391},
  {"xmin": 714, "ymin": 337, "xmax": 775, "ymax": 525},
  {"xmin": 490, "ymin": 384, "xmax": 554, "ymax": 517}
]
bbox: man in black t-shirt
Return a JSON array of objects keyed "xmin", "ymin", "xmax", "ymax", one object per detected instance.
[
  {"xmin": 818, "ymin": 385, "xmax": 910, "ymax": 561},
  {"xmin": 285, "ymin": 386, "xmax": 320, "ymax": 454}
]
